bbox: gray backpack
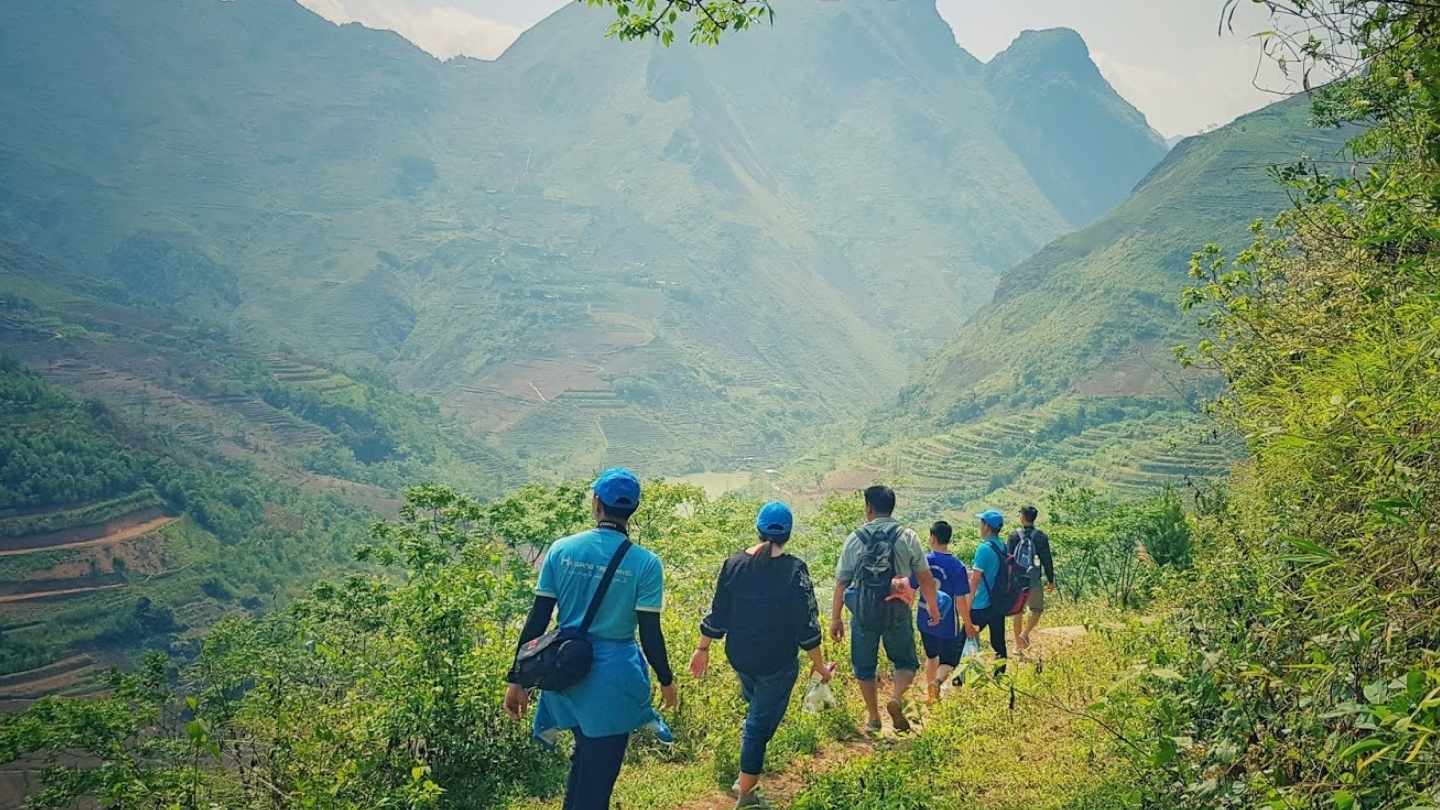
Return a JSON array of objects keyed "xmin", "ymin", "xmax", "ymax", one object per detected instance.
[{"xmin": 852, "ymin": 523, "xmax": 907, "ymax": 631}]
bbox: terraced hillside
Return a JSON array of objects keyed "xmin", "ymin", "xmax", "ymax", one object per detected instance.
[
  {"xmin": 0, "ymin": 256, "xmax": 519, "ymax": 499},
  {"xmin": 790, "ymin": 96, "xmax": 1360, "ymax": 515},
  {"xmin": 0, "ymin": 0, "xmax": 1168, "ymax": 475},
  {"xmin": 801, "ymin": 399, "xmax": 1241, "ymax": 520},
  {"xmin": 906, "ymin": 95, "xmax": 1358, "ymax": 426},
  {"xmin": 0, "ymin": 346, "xmax": 379, "ymax": 696}
]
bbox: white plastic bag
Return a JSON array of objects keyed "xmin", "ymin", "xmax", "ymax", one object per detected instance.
[
  {"xmin": 961, "ymin": 638, "xmax": 980, "ymax": 660},
  {"xmin": 802, "ymin": 677, "xmax": 836, "ymax": 714}
]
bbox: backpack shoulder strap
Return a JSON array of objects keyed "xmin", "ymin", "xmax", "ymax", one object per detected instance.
[{"xmin": 578, "ymin": 540, "xmax": 633, "ymax": 634}]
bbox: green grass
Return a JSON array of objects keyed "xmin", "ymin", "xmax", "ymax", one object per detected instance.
[
  {"xmin": 506, "ymin": 604, "xmax": 1156, "ymax": 810},
  {"xmin": 790, "ymin": 623, "xmax": 1154, "ymax": 810}
]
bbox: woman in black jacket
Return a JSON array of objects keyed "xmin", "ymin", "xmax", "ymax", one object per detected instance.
[{"xmin": 688, "ymin": 501, "xmax": 833, "ymax": 809}]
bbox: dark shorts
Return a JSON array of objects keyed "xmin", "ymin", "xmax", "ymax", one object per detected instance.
[
  {"xmin": 1026, "ymin": 568, "xmax": 1046, "ymax": 613},
  {"xmin": 850, "ymin": 616, "xmax": 919, "ymax": 681},
  {"xmin": 921, "ymin": 634, "xmax": 962, "ymax": 667}
]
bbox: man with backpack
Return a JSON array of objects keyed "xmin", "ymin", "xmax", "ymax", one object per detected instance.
[
  {"xmin": 829, "ymin": 485, "xmax": 941, "ymax": 733},
  {"xmin": 1009, "ymin": 505, "xmax": 1056, "ymax": 653},
  {"xmin": 967, "ymin": 509, "xmax": 1019, "ymax": 676}
]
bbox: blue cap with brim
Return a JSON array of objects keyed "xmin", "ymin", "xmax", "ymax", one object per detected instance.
[
  {"xmin": 975, "ymin": 509, "xmax": 1004, "ymax": 531},
  {"xmin": 756, "ymin": 501, "xmax": 793, "ymax": 538},
  {"xmin": 593, "ymin": 467, "xmax": 641, "ymax": 510}
]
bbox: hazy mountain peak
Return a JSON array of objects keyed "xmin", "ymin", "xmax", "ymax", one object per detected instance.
[
  {"xmin": 996, "ymin": 27, "xmax": 1091, "ymax": 61},
  {"xmin": 0, "ymin": 0, "xmax": 1174, "ymax": 476},
  {"xmin": 982, "ymin": 25, "xmax": 1166, "ymax": 226}
]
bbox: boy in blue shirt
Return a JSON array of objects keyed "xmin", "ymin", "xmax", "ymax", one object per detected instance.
[
  {"xmin": 912, "ymin": 521, "xmax": 976, "ymax": 702},
  {"xmin": 967, "ymin": 510, "xmax": 1010, "ymax": 675}
]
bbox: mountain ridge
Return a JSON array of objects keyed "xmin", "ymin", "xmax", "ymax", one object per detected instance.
[{"xmin": 0, "ymin": 0, "xmax": 1166, "ymax": 477}]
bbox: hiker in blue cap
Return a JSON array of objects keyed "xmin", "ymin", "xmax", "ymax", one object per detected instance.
[
  {"xmin": 504, "ymin": 468, "xmax": 677, "ymax": 810},
  {"xmin": 966, "ymin": 509, "xmax": 1011, "ymax": 674},
  {"xmin": 691, "ymin": 501, "xmax": 832, "ymax": 809}
]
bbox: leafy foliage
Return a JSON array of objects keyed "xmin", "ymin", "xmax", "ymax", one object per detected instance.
[
  {"xmin": 0, "ymin": 357, "xmax": 143, "ymax": 510},
  {"xmin": 1047, "ymin": 484, "xmax": 1193, "ymax": 609},
  {"xmin": 1140, "ymin": 4, "xmax": 1440, "ymax": 807},
  {"xmin": 583, "ymin": 0, "xmax": 773, "ymax": 46}
]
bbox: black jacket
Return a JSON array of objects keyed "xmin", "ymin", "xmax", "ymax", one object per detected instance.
[
  {"xmin": 1007, "ymin": 526, "xmax": 1055, "ymax": 585},
  {"xmin": 700, "ymin": 548, "xmax": 823, "ymax": 676}
]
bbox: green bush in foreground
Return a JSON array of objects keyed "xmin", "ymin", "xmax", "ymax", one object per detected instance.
[{"xmin": 1142, "ymin": 4, "xmax": 1440, "ymax": 807}]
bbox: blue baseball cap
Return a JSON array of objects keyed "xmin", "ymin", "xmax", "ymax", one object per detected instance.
[
  {"xmin": 756, "ymin": 501, "xmax": 794, "ymax": 538},
  {"xmin": 592, "ymin": 467, "xmax": 642, "ymax": 510},
  {"xmin": 975, "ymin": 509, "xmax": 1004, "ymax": 531}
]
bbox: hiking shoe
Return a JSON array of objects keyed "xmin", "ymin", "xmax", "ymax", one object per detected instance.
[
  {"xmin": 865, "ymin": 717, "xmax": 883, "ymax": 734},
  {"xmin": 736, "ymin": 789, "xmax": 772, "ymax": 809},
  {"xmin": 886, "ymin": 699, "xmax": 911, "ymax": 733}
]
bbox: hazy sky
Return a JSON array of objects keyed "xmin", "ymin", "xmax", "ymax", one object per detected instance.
[{"xmin": 297, "ymin": 0, "xmax": 1286, "ymax": 137}]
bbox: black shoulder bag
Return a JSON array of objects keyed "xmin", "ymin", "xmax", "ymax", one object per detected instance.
[{"xmin": 511, "ymin": 539, "xmax": 633, "ymax": 692}]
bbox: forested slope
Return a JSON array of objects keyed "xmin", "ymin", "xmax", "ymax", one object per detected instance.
[{"xmin": 0, "ymin": 354, "xmax": 375, "ymax": 701}]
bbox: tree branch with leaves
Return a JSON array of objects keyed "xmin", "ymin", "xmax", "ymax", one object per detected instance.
[{"xmin": 581, "ymin": 0, "xmax": 773, "ymax": 46}]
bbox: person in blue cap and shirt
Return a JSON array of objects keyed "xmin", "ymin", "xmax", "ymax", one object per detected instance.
[
  {"xmin": 967, "ymin": 509, "xmax": 1011, "ymax": 675},
  {"xmin": 690, "ymin": 501, "xmax": 833, "ymax": 809},
  {"xmin": 504, "ymin": 468, "xmax": 677, "ymax": 810}
]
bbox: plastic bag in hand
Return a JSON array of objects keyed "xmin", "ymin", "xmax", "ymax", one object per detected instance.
[
  {"xmin": 961, "ymin": 638, "xmax": 980, "ymax": 660},
  {"xmin": 802, "ymin": 677, "xmax": 836, "ymax": 714}
]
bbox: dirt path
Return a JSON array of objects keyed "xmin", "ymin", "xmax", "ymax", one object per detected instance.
[
  {"xmin": 676, "ymin": 625, "xmax": 1089, "ymax": 810},
  {"xmin": 0, "ymin": 583, "xmax": 125, "ymax": 604},
  {"xmin": 0, "ymin": 515, "xmax": 177, "ymax": 557},
  {"xmin": 0, "ymin": 655, "xmax": 97, "ymax": 698}
]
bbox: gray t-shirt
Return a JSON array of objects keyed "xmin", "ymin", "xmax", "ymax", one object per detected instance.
[{"xmin": 834, "ymin": 518, "xmax": 928, "ymax": 584}]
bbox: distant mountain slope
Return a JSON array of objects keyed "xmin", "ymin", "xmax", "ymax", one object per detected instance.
[
  {"xmin": 905, "ymin": 95, "xmax": 1355, "ymax": 427},
  {"xmin": 0, "ymin": 0, "xmax": 1165, "ymax": 475},
  {"xmin": 787, "ymin": 96, "xmax": 1357, "ymax": 520},
  {"xmin": 0, "ymin": 348, "xmax": 375, "ymax": 691},
  {"xmin": 984, "ymin": 28, "xmax": 1169, "ymax": 225}
]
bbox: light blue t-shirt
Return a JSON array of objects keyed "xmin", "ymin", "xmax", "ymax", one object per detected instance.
[
  {"xmin": 971, "ymin": 537, "xmax": 1004, "ymax": 611},
  {"xmin": 536, "ymin": 528, "xmax": 663, "ymax": 641}
]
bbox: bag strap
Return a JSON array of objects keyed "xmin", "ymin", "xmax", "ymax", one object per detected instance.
[
  {"xmin": 983, "ymin": 538, "xmax": 1007, "ymax": 592},
  {"xmin": 578, "ymin": 540, "xmax": 632, "ymax": 635}
]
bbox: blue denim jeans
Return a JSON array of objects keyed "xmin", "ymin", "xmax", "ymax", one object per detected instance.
[
  {"xmin": 849, "ymin": 615, "xmax": 920, "ymax": 681},
  {"xmin": 737, "ymin": 660, "xmax": 800, "ymax": 776}
]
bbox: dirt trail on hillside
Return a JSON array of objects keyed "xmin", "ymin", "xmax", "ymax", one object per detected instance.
[
  {"xmin": 0, "ymin": 655, "xmax": 97, "ymax": 699},
  {"xmin": 0, "ymin": 515, "xmax": 176, "ymax": 557},
  {"xmin": 676, "ymin": 625, "xmax": 1089, "ymax": 810},
  {"xmin": 0, "ymin": 583, "xmax": 125, "ymax": 604}
]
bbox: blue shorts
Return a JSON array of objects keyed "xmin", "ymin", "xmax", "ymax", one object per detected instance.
[{"xmin": 849, "ymin": 616, "xmax": 919, "ymax": 682}]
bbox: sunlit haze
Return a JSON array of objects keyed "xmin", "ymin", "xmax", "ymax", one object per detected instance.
[{"xmin": 298, "ymin": 0, "xmax": 1286, "ymax": 137}]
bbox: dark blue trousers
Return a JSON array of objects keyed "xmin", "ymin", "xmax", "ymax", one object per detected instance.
[
  {"xmin": 737, "ymin": 660, "xmax": 800, "ymax": 776},
  {"xmin": 562, "ymin": 730, "xmax": 629, "ymax": 810}
]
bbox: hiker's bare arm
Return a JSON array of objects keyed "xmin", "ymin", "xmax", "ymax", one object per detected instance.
[
  {"xmin": 958, "ymin": 592, "xmax": 977, "ymax": 637},
  {"xmin": 830, "ymin": 581, "xmax": 847, "ymax": 642}
]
